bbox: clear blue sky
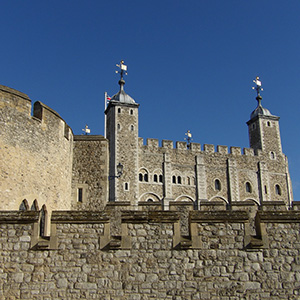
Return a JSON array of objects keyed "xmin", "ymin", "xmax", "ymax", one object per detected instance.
[{"xmin": 1, "ymin": 1, "xmax": 300, "ymax": 200}]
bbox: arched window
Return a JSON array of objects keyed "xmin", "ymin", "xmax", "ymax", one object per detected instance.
[
  {"xmin": 246, "ymin": 182, "xmax": 252, "ymax": 193},
  {"xmin": 139, "ymin": 173, "xmax": 143, "ymax": 181},
  {"xmin": 177, "ymin": 176, "xmax": 182, "ymax": 184},
  {"xmin": 118, "ymin": 108, "xmax": 121, "ymax": 113},
  {"xmin": 172, "ymin": 176, "xmax": 176, "ymax": 184},
  {"xmin": 130, "ymin": 109, "xmax": 133, "ymax": 115},
  {"xmin": 144, "ymin": 174, "xmax": 148, "ymax": 182},
  {"xmin": 147, "ymin": 198, "xmax": 154, "ymax": 202},
  {"xmin": 270, "ymin": 152, "xmax": 275, "ymax": 160},
  {"xmin": 131, "ymin": 125, "xmax": 134, "ymax": 131},
  {"xmin": 215, "ymin": 179, "xmax": 221, "ymax": 191},
  {"xmin": 159, "ymin": 175, "xmax": 163, "ymax": 183},
  {"xmin": 154, "ymin": 174, "xmax": 158, "ymax": 182},
  {"xmin": 275, "ymin": 184, "xmax": 281, "ymax": 195}
]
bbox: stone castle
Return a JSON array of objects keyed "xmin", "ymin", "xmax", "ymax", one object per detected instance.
[{"xmin": 0, "ymin": 65, "xmax": 299, "ymax": 299}]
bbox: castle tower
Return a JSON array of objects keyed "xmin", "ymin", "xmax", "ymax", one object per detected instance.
[
  {"xmin": 105, "ymin": 61, "xmax": 139, "ymax": 204},
  {"xmin": 247, "ymin": 77, "xmax": 282, "ymax": 156}
]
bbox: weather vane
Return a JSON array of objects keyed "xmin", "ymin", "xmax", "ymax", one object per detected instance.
[
  {"xmin": 252, "ymin": 76, "xmax": 263, "ymax": 98},
  {"xmin": 82, "ymin": 124, "xmax": 91, "ymax": 135},
  {"xmin": 115, "ymin": 60, "xmax": 128, "ymax": 80},
  {"xmin": 184, "ymin": 130, "xmax": 193, "ymax": 149}
]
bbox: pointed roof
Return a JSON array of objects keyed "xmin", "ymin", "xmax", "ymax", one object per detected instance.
[
  {"xmin": 110, "ymin": 78, "xmax": 136, "ymax": 104},
  {"xmin": 250, "ymin": 96, "xmax": 272, "ymax": 119}
]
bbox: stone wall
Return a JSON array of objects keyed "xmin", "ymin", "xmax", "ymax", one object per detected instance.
[
  {"xmin": 72, "ymin": 135, "xmax": 109, "ymax": 210},
  {"xmin": 0, "ymin": 85, "xmax": 73, "ymax": 215},
  {"xmin": 138, "ymin": 138, "xmax": 293, "ymax": 207},
  {"xmin": 0, "ymin": 205, "xmax": 300, "ymax": 299}
]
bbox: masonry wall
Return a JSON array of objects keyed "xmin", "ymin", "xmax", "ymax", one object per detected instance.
[
  {"xmin": 0, "ymin": 207, "xmax": 300, "ymax": 300},
  {"xmin": 0, "ymin": 85, "xmax": 73, "ymax": 213},
  {"xmin": 72, "ymin": 135, "xmax": 109, "ymax": 210},
  {"xmin": 138, "ymin": 138, "xmax": 292, "ymax": 207}
]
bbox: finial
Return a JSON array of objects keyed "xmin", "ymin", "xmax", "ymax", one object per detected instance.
[
  {"xmin": 252, "ymin": 76, "xmax": 263, "ymax": 104},
  {"xmin": 184, "ymin": 130, "xmax": 193, "ymax": 149},
  {"xmin": 115, "ymin": 60, "xmax": 128, "ymax": 91},
  {"xmin": 82, "ymin": 124, "xmax": 90, "ymax": 135}
]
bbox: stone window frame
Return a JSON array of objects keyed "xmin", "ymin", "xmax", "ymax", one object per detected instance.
[
  {"xmin": 139, "ymin": 168, "xmax": 149, "ymax": 183},
  {"xmin": 275, "ymin": 184, "xmax": 281, "ymax": 196},
  {"xmin": 270, "ymin": 151, "xmax": 276, "ymax": 160},
  {"xmin": 214, "ymin": 179, "xmax": 221, "ymax": 191},
  {"xmin": 75, "ymin": 183, "xmax": 88, "ymax": 204},
  {"xmin": 245, "ymin": 182, "xmax": 252, "ymax": 193}
]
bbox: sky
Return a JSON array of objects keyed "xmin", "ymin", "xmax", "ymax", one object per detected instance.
[{"xmin": 1, "ymin": 1, "xmax": 300, "ymax": 200}]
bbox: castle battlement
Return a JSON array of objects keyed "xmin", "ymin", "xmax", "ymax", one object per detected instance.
[
  {"xmin": 139, "ymin": 137, "xmax": 262, "ymax": 157},
  {"xmin": 0, "ymin": 85, "xmax": 72, "ymax": 141},
  {"xmin": 0, "ymin": 86, "xmax": 74, "ymax": 215}
]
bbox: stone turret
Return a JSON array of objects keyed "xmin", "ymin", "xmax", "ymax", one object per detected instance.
[
  {"xmin": 105, "ymin": 61, "xmax": 140, "ymax": 205},
  {"xmin": 247, "ymin": 77, "xmax": 282, "ymax": 157}
]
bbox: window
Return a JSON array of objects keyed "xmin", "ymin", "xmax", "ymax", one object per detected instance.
[
  {"xmin": 131, "ymin": 125, "xmax": 134, "ymax": 131},
  {"xmin": 78, "ymin": 188, "xmax": 83, "ymax": 202},
  {"xmin": 246, "ymin": 182, "xmax": 252, "ymax": 193},
  {"xmin": 215, "ymin": 179, "xmax": 221, "ymax": 191},
  {"xmin": 154, "ymin": 174, "xmax": 158, "ymax": 182},
  {"xmin": 139, "ymin": 173, "xmax": 143, "ymax": 181},
  {"xmin": 267, "ymin": 121, "xmax": 271, "ymax": 127},
  {"xmin": 172, "ymin": 176, "xmax": 176, "ymax": 184},
  {"xmin": 125, "ymin": 183, "xmax": 129, "ymax": 191},
  {"xmin": 117, "ymin": 124, "xmax": 121, "ymax": 130},
  {"xmin": 265, "ymin": 185, "xmax": 268, "ymax": 194},
  {"xmin": 270, "ymin": 152, "xmax": 275, "ymax": 160},
  {"xmin": 147, "ymin": 198, "xmax": 154, "ymax": 202},
  {"xmin": 144, "ymin": 174, "xmax": 148, "ymax": 182},
  {"xmin": 130, "ymin": 109, "xmax": 133, "ymax": 115},
  {"xmin": 177, "ymin": 176, "xmax": 182, "ymax": 184},
  {"xmin": 118, "ymin": 108, "xmax": 121, "ymax": 113},
  {"xmin": 159, "ymin": 175, "xmax": 163, "ymax": 183},
  {"xmin": 275, "ymin": 184, "xmax": 281, "ymax": 195}
]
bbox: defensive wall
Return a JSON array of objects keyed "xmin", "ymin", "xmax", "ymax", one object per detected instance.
[
  {"xmin": 137, "ymin": 138, "xmax": 293, "ymax": 208},
  {"xmin": 0, "ymin": 202, "xmax": 300, "ymax": 299},
  {"xmin": 0, "ymin": 85, "xmax": 73, "ymax": 221}
]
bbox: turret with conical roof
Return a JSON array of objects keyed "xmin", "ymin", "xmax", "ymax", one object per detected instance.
[
  {"xmin": 247, "ymin": 77, "xmax": 282, "ymax": 155},
  {"xmin": 105, "ymin": 61, "xmax": 140, "ymax": 204}
]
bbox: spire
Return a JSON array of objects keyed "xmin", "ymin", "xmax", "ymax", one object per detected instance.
[
  {"xmin": 110, "ymin": 60, "xmax": 136, "ymax": 104},
  {"xmin": 250, "ymin": 76, "xmax": 272, "ymax": 119}
]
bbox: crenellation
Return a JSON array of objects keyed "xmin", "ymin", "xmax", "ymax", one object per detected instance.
[
  {"xmin": 190, "ymin": 142, "xmax": 201, "ymax": 151},
  {"xmin": 162, "ymin": 139, "xmax": 173, "ymax": 149},
  {"xmin": 217, "ymin": 145, "xmax": 228, "ymax": 154},
  {"xmin": 176, "ymin": 141, "xmax": 187, "ymax": 150},
  {"xmin": 230, "ymin": 146, "xmax": 242, "ymax": 155},
  {"xmin": 203, "ymin": 144, "xmax": 215, "ymax": 153},
  {"xmin": 243, "ymin": 147, "xmax": 255, "ymax": 156},
  {"xmin": 147, "ymin": 138, "xmax": 159, "ymax": 148}
]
